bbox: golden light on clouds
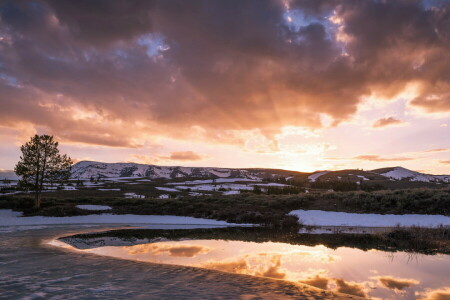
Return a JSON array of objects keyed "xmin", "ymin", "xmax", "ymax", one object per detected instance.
[{"xmin": 0, "ymin": 0, "xmax": 449, "ymax": 173}]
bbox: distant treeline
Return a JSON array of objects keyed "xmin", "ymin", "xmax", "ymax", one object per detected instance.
[{"xmin": 310, "ymin": 180, "xmax": 358, "ymax": 191}]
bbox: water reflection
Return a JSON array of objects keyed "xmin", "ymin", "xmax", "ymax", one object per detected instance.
[
  {"xmin": 56, "ymin": 239, "xmax": 450, "ymax": 299},
  {"xmin": 203, "ymin": 253, "xmax": 286, "ymax": 279},
  {"xmin": 128, "ymin": 244, "xmax": 211, "ymax": 257},
  {"xmin": 333, "ymin": 278, "xmax": 369, "ymax": 298}
]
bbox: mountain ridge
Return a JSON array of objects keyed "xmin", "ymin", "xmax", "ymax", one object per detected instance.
[
  {"xmin": 69, "ymin": 161, "xmax": 450, "ymax": 183},
  {"xmin": 2, "ymin": 161, "xmax": 449, "ymax": 184}
]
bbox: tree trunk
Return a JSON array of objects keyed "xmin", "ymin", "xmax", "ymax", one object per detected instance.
[{"xmin": 34, "ymin": 190, "xmax": 41, "ymax": 210}]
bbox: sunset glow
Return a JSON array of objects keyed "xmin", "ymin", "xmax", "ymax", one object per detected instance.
[{"xmin": 0, "ymin": 0, "xmax": 449, "ymax": 173}]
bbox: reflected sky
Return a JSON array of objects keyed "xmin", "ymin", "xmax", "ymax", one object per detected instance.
[{"xmin": 57, "ymin": 239, "xmax": 450, "ymax": 299}]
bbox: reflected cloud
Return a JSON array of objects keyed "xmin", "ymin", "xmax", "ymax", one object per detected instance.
[
  {"xmin": 255, "ymin": 254, "xmax": 285, "ymax": 279},
  {"xmin": 299, "ymin": 275, "xmax": 330, "ymax": 290},
  {"xmin": 289, "ymin": 250, "xmax": 340, "ymax": 264},
  {"xmin": 70, "ymin": 236, "xmax": 448, "ymax": 300},
  {"xmin": 373, "ymin": 275, "xmax": 420, "ymax": 291},
  {"xmin": 203, "ymin": 258, "xmax": 249, "ymax": 274},
  {"xmin": 202, "ymin": 253, "xmax": 286, "ymax": 280},
  {"xmin": 128, "ymin": 243, "xmax": 211, "ymax": 257},
  {"xmin": 334, "ymin": 278, "xmax": 369, "ymax": 298}
]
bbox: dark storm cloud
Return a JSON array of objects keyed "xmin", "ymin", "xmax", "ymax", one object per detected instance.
[
  {"xmin": 0, "ymin": 0, "xmax": 449, "ymax": 147},
  {"xmin": 45, "ymin": 0, "xmax": 155, "ymax": 46}
]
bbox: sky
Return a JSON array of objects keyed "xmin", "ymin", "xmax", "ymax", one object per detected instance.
[{"xmin": 0, "ymin": 0, "xmax": 449, "ymax": 174}]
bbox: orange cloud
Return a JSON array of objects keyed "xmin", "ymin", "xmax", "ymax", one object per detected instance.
[
  {"xmin": 354, "ymin": 155, "xmax": 415, "ymax": 162},
  {"xmin": 374, "ymin": 276, "xmax": 419, "ymax": 291},
  {"xmin": 372, "ymin": 117, "xmax": 407, "ymax": 128},
  {"xmin": 418, "ymin": 287, "xmax": 450, "ymax": 300},
  {"xmin": 159, "ymin": 151, "xmax": 205, "ymax": 161},
  {"xmin": 0, "ymin": 0, "xmax": 449, "ymax": 151},
  {"xmin": 410, "ymin": 90, "xmax": 450, "ymax": 115},
  {"xmin": 424, "ymin": 148, "xmax": 450, "ymax": 153}
]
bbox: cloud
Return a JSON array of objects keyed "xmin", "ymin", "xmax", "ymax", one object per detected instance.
[
  {"xmin": 410, "ymin": 84, "xmax": 450, "ymax": 115},
  {"xmin": 354, "ymin": 155, "xmax": 415, "ymax": 162},
  {"xmin": 374, "ymin": 276, "xmax": 419, "ymax": 291},
  {"xmin": 424, "ymin": 148, "xmax": 450, "ymax": 153},
  {"xmin": 0, "ymin": 0, "xmax": 449, "ymax": 149},
  {"xmin": 372, "ymin": 117, "xmax": 407, "ymax": 128},
  {"xmin": 440, "ymin": 160, "xmax": 450, "ymax": 164},
  {"xmin": 417, "ymin": 287, "xmax": 450, "ymax": 300},
  {"xmin": 159, "ymin": 151, "xmax": 205, "ymax": 161}
]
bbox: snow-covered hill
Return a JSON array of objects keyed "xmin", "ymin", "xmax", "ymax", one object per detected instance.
[
  {"xmin": 70, "ymin": 161, "xmax": 265, "ymax": 180},
  {"xmin": 0, "ymin": 170, "xmax": 19, "ymax": 180},
  {"xmin": 372, "ymin": 167, "xmax": 450, "ymax": 183},
  {"xmin": 3, "ymin": 161, "xmax": 449, "ymax": 184},
  {"xmin": 69, "ymin": 162, "xmax": 450, "ymax": 183}
]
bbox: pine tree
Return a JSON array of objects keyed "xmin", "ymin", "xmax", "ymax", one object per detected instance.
[{"xmin": 15, "ymin": 135, "xmax": 72, "ymax": 209}]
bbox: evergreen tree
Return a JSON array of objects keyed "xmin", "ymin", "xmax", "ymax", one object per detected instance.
[{"xmin": 15, "ymin": 135, "xmax": 72, "ymax": 209}]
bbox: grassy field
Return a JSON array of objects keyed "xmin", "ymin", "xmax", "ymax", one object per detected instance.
[{"xmin": 1, "ymin": 187, "xmax": 449, "ymax": 229}]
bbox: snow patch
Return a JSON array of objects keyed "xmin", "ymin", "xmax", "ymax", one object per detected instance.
[
  {"xmin": 124, "ymin": 192, "xmax": 145, "ymax": 199},
  {"xmin": 254, "ymin": 183, "xmax": 289, "ymax": 187},
  {"xmin": 308, "ymin": 171, "xmax": 329, "ymax": 182},
  {"xmin": 289, "ymin": 210, "xmax": 450, "ymax": 228},
  {"xmin": 379, "ymin": 167, "xmax": 450, "ymax": 183},
  {"xmin": 222, "ymin": 190, "xmax": 240, "ymax": 195},
  {"xmin": 167, "ymin": 178, "xmax": 259, "ymax": 185},
  {"xmin": 155, "ymin": 187, "xmax": 179, "ymax": 192},
  {"xmin": 0, "ymin": 209, "xmax": 251, "ymax": 227},
  {"xmin": 76, "ymin": 205, "xmax": 112, "ymax": 211}
]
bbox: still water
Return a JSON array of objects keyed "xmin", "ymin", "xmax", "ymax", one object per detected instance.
[
  {"xmin": 55, "ymin": 238, "xmax": 450, "ymax": 299},
  {"xmin": 1, "ymin": 226, "xmax": 353, "ymax": 299}
]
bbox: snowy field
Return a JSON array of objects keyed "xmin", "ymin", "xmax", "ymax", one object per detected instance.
[
  {"xmin": 0, "ymin": 209, "xmax": 250, "ymax": 227},
  {"xmin": 167, "ymin": 178, "xmax": 260, "ymax": 185},
  {"xmin": 290, "ymin": 210, "xmax": 450, "ymax": 228},
  {"xmin": 307, "ymin": 171, "xmax": 329, "ymax": 182}
]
